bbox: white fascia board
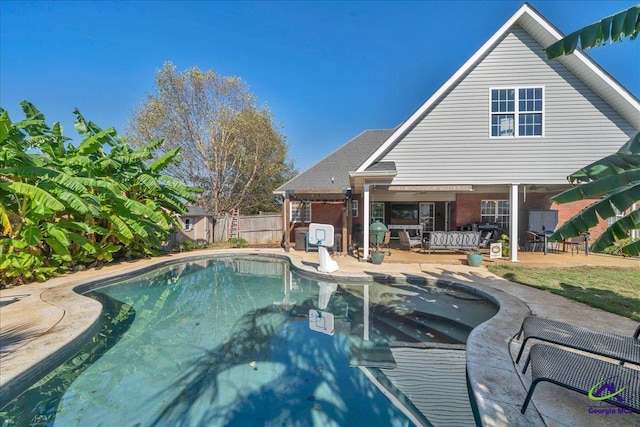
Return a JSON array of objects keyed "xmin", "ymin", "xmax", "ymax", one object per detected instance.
[
  {"xmin": 357, "ymin": 4, "xmax": 534, "ymax": 173},
  {"xmin": 526, "ymin": 6, "xmax": 640, "ymax": 126},
  {"xmin": 357, "ymin": 3, "xmax": 640, "ymax": 173}
]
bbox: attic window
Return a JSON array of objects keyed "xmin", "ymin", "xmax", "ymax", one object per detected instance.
[
  {"xmin": 490, "ymin": 87, "xmax": 543, "ymax": 137},
  {"xmin": 183, "ymin": 218, "xmax": 192, "ymax": 231}
]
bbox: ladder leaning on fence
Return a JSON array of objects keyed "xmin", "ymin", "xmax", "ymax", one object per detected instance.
[{"xmin": 228, "ymin": 209, "xmax": 240, "ymax": 239}]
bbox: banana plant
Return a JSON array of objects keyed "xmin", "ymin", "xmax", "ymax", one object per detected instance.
[
  {"xmin": 550, "ymin": 132, "xmax": 640, "ymax": 256},
  {"xmin": 545, "ymin": 5, "xmax": 640, "ymax": 256},
  {"xmin": 1, "ymin": 101, "xmax": 201, "ymax": 285}
]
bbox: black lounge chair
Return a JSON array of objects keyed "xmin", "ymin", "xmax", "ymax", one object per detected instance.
[
  {"xmin": 521, "ymin": 344, "xmax": 640, "ymax": 414},
  {"xmin": 515, "ymin": 316, "xmax": 640, "ymax": 369}
]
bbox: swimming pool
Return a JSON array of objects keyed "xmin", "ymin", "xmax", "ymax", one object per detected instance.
[{"xmin": 0, "ymin": 255, "xmax": 497, "ymax": 426}]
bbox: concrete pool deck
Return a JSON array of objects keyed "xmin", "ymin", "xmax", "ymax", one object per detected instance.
[{"xmin": 1, "ymin": 248, "xmax": 638, "ymax": 426}]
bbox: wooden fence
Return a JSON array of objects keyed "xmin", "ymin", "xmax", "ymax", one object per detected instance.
[{"xmin": 214, "ymin": 213, "xmax": 282, "ymax": 245}]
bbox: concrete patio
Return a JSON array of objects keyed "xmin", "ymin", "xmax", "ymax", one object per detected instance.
[{"xmin": 1, "ymin": 247, "xmax": 638, "ymax": 426}]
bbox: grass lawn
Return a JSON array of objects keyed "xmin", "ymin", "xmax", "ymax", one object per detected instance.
[{"xmin": 487, "ymin": 265, "xmax": 640, "ymax": 321}]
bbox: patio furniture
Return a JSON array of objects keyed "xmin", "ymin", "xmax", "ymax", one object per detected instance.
[
  {"xmin": 568, "ymin": 233, "xmax": 590, "ymax": 256},
  {"xmin": 524, "ymin": 230, "xmax": 543, "ymax": 252},
  {"xmin": 515, "ymin": 316, "xmax": 640, "ymax": 367},
  {"xmin": 399, "ymin": 230, "xmax": 423, "ymax": 251},
  {"xmin": 426, "ymin": 231, "xmax": 481, "ymax": 254},
  {"xmin": 521, "ymin": 344, "xmax": 640, "ymax": 414},
  {"xmin": 381, "ymin": 231, "xmax": 391, "ymax": 255},
  {"xmin": 479, "ymin": 231, "xmax": 493, "ymax": 249}
]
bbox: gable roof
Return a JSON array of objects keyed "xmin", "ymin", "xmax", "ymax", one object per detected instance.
[
  {"xmin": 357, "ymin": 2, "xmax": 640, "ymax": 173},
  {"xmin": 275, "ymin": 128, "xmax": 395, "ymax": 195}
]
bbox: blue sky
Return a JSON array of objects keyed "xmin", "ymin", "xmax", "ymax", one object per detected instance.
[{"xmin": 1, "ymin": 1, "xmax": 638, "ymax": 171}]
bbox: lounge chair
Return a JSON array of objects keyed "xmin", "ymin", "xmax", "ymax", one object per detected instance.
[
  {"xmin": 515, "ymin": 316, "xmax": 640, "ymax": 369},
  {"xmin": 521, "ymin": 344, "xmax": 640, "ymax": 414},
  {"xmin": 399, "ymin": 230, "xmax": 423, "ymax": 251}
]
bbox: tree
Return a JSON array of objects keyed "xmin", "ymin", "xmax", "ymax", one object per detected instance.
[
  {"xmin": 126, "ymin": 62, "xmax": 296, "ymax": 216},
  {"xmin": 546, "ymin": 5, "xmax": 640, "ymax": 256},
  {"xmin": 1, "ymin": 101, "xmax": 200, "ymax": 285}
]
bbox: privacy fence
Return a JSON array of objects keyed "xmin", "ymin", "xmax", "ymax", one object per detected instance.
[{"xmin": 215, "ymin": 213, "xmax": 283, "ymax": 245}]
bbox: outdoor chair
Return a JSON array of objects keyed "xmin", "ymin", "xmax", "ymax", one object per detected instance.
[
  {"xmin": 524, "ymin": 231, "xmax": 543, "ymax": 252},
  {"xmin": 381, "ymin": 231, "xmax": 391, "ymax": 255},
  {"xmin": 515, "ymin": 316, "xmax": 640, "ymax": 368},
  {"xmin": 479, "ymin": 231, "xmax": 493, "ymax": 249},
  {"xmin": 520, "ymin": 344, "xmax": 640, "ymax": 414},
  {"xmin": 568, "ymin": 233, "xmax": 589, "ymax": 255},
  {"xmin": 399, "ymin": 230, "xmax": 423, "ymax": 252}
]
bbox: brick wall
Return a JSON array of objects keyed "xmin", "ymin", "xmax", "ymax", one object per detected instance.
[{"xmin": 456, "ymin": 191, "xmax": 608, "ymax": 239}]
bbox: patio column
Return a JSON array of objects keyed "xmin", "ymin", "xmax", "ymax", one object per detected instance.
[
  {"xmin": 283, "ymin": 193, "xmax": 291, "ymax": 251},
  {"xmin": 363, "ymin": 184, "xmax": 370, "ymax": 261},
  {"xmin": 510, "ymin": 183, "xmax": 519, "ymax": 262}
]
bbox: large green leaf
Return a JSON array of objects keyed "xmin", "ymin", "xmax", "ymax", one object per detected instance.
[
  {"xmin": 0, "ymin": 182, "xmax": 65, "ymax": 211},
  {"xmin": 56, "ymin": 221, "xmax": 108, "ymax": 236},
  {"xmin": 546, "ymin": 5, "xmax": 640, "ymax": 59},
  {"xmin": 108, "ymin": 214, "xmax": 134, "ymax": 243},
  {"xmin": 568, "ymin": 132, "xmax": 640, "ymax": 183},
  {"xmin": 20, "ymin": 224, "xmax": 42, "ymax": 246},
  {"xmin": 0, "ymin": 111, "xmax": 11, "ymax": 143},
  {"xmin": 591, "ymin": 209, "xmax": 640, "ymax": 254},
  {"xmin": 150, "ymin": 147, "xmax": 180, "ymax": 172},
  {"xmin": 45, "ymin": 236, "xmax": 72, "ymax": 261},
  {"xmin": 44, "ymin": 223, "xmax": 72, "ymax": 247},
  {"xmin": 77, "ymin": 128, "xmax": 116, "ymax": 156}
]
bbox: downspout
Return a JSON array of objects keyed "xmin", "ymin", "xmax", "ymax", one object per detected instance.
[
  {"xmin": 363, "ymin": 184, "xmax": 371, "ymax": 261},
  {"xmin": 510, "ymin": 183, "xmax": 519, "ymax": 262}
]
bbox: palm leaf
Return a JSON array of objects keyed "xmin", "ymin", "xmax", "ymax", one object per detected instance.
[
  {"xmin": 0, "ymin": 203, "xmax": 11, "ymax": 235},
  {"xmin": 590, "ymin": 209, "xmax": 640, "ymax": 253},
  {"xmin": 546, "ymin": 5, "xmax": 640, "ymax": 59},
  {"xmin": 77, "ymin": 128, "xmax": 117, "ymax": 156},
  {"xmin": 0, "ymin": 111, "xmax": 11, "ymax": 143},
  {"xmin": 56, "ymin": 221, "xmax": 108, "ymax": 236},
  {"xmin": 150, "ymin": 147, "xmax": 180, "ymax": 172},
  {"xmin": 551, "ymin": 183, "xmax": 640, "ymax": 239},
  {"xmin": 0, "ymin": 182, "xmax": 65, "ymax": 211},
  {"xmin": 108, "ymin": 214, "xmax": 134, "ymax": 243},
  {"xmin": 568, "ymin": 132, "xmax": 640, "ymax": 183},
  {"xmin": 20, "ymin": 224, "xmax": 42, "ymax": 246},
  {"xmin": 45, "ymin": 236, "xmax": 72, "ymax": 261}
]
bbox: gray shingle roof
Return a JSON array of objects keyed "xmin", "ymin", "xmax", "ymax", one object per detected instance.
[
  {"xmin": 185, "ymin": 206, "xmax": 214, "ymax": 217},
  {"xmin": 276, "ymin": 129, "xmax": 395, "ymax": 193}
]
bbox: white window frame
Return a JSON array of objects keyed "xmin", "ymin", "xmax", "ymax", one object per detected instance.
[
  {"xmin": 419, "ymin": 202, "xmax": 435, "ymax": 232},
  {"xmin": 183, "ymin": 217, "xmax": 192, "ymax": 231},
  {"xmin": 370, "ymin": 202, "xmax": 385, "ymax": 224},
  {"xmin": 290, "ymin": 201, "xmax": 311, "ymax": 223},
  {"xmin": 489, "ymin": 87, "xmax": 544, "ymax": 138},
  {"xmin": 351, "ymin": 200, "xmax": 359, "ymax": 218},
  {"xmin": 481, "ymin": 200, "xmax": 510, "ymax": 231}
]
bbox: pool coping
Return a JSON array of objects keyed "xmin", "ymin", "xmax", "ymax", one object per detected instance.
[{"xmin": 1, "ymin": 249, "xmax": 638, "ymax": 426}]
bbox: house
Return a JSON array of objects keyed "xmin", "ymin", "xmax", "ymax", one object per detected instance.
[
  {"xmin": 172, "ymin": 206, "xmax": 215, "ymax": 246},
  {"xmin": 275, "ymin": 3, "xmax": 640, "ymax": 262}
]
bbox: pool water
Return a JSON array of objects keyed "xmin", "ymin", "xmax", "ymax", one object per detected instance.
[{"xmin": 0, "ymin": 256, "xmax": 497, "ymax": 426}]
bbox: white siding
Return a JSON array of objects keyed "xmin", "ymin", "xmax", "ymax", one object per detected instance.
[{"xmin": 383, "ymin": 25, "xmax": 637, "ymax": 185}]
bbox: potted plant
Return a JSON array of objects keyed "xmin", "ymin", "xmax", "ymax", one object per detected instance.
[
  {"xmin": 466, "ymin": 248, "xmax": 483, "ymax": 267},
  {"xmin": 498, "ymin": 234, "xmax": 510, "ymax": 257},
  {"xmin": 369, "ymin": 221, "xmax": 388, "ymax": 265}
]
